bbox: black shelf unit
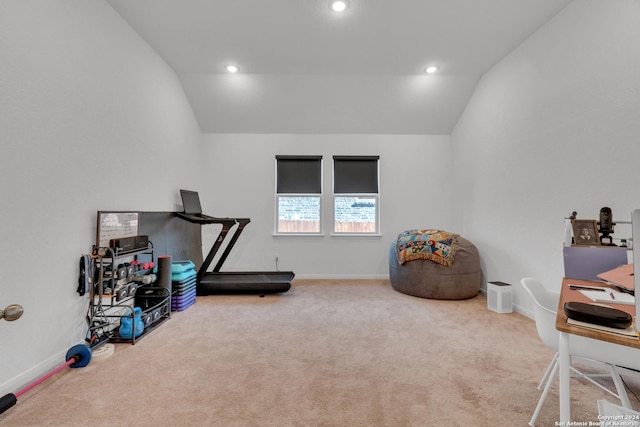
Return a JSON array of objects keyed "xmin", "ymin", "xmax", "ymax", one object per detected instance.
[{"xmin": 86, "ymin": 244, "xmax": 170, "ymax": 346}]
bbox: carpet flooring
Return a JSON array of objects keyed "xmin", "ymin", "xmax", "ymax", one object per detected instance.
[{"xmin": 2, "ymin": 279, "xmax": 640, "ymax": 426}]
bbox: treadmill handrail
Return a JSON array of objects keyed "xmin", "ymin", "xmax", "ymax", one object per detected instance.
[
  {"xmin": 176, "ymin": 212, "xmax": 252, "ymax": 282},
  {"xmin": 175, "ymin": 212, "xmax": 237, "ymax": 227},
  {"xmin": 212, "ymin": 218, "xmax": 250, "ymax": 272}
]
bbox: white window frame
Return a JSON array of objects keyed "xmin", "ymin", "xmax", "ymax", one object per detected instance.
[
  {"xmin": 333, "ymin": 194, "xmax": 380, "ymax": 235},
  {"xmin": 275, "ymin": 156, "xmax": 323, "ymax": 235},
  {"xmin": 332, "ymin": 156, "xmax": 380, "ymax": 236},
  {"xmin": 275, "ymin": 194, "xmax": 323, "ymax": 235}
]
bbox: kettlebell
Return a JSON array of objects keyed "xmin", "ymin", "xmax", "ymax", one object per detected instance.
[{"xmin": 119, "ymin": 306, "xmax": 144, "ymax": 338}]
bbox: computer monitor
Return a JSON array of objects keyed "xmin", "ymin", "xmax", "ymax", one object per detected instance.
[
  {"xmin": 632, "ymin": 209, "xmax": 640, "ymax": 325},
  {"xmin": 180, "ymin": 189, "xmax": 203, "ymax": 215},
  {"xmin": 563, "ymin": 246, "xmax": 628, "ymax": 281}
]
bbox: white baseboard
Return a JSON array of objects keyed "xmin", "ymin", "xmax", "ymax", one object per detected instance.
[
  {"xmin": 0, "ymin": 349, "xmax": 66, "ymax": 397},
  {"xmin": 293, "ymin": 274, "xmax": 390, "ymax": 280},
  {"xmin": 514, "ymin": 304, "xmax": 534, "ymax": 320},
  {"xmin": 480, "ymin": 287, "xmax": 534, "ymax": 320}
]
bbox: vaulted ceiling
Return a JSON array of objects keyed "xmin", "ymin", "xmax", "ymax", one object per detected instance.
[{"xmin": 106, "ymin": 0, "xmax": 572, "ymax": 134}]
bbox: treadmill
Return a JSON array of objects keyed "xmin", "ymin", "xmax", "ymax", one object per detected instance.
[{"xmin": 176, "ymin": 190, "xmax": 294, "ymax": 295}]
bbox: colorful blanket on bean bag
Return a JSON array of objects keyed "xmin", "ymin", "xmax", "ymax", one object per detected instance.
[{"xmin": 396, "ymin": 229, "xmax": 459, "ymax": 267}]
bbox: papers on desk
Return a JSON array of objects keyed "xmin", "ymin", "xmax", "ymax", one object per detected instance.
[
  {"xmin": 567, "ymin": 317, "xmax": 639, "ymax": 339},
  {"xmin": 597, "ymin": 263, "xmax": 634, "ymax": 293},
  {"xmin": 577, "ymin": 288, "xmax": 635, "ymax": 305}
]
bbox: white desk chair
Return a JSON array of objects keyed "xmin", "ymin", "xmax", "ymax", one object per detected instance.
[{"xmin": 521, "ymin": 277, "xmax": 633, "ymax": 426}]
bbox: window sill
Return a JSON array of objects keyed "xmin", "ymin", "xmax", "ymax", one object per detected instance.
[
  {"xmin": 272, "ymin": 233, "xmax": 383, "ymax": 237},
  {"xmin": 273, "ymin": 233, "xmax": 325, "ymax": 237},
  {"xmin": 330, "ymin": 233, "xmax": 383, "ymax": 237}
]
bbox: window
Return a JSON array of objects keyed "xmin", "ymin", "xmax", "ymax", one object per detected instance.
[
  {"xmin": 333, "ymin": 156, "xmax": 380, "ymax": 234},
  {"xmin": 275, "ymin": 156, "xmax": 322, "ymax": 234}
]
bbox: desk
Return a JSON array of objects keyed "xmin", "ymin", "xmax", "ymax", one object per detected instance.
[{"xmin": 556, "ymin": 278, "xmax": 640, "ymax": 422}]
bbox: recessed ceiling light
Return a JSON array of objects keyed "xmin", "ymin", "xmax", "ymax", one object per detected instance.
[
  {"xmin": 225, "ymin": 64, "xmax": 239, "ymax": 73},
  {"xmin": 330, "ymin": 0, "xmax": 349, "ymax": 12},
  {"xmin": 425, "ymin": 66, "xmax": 438, "ymax": 74}
]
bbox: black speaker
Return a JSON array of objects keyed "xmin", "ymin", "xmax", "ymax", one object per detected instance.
[
  {"xmin": 157, "ymin": 255, "xmax": 172, "ymax": 294},
  {"xmin": 135, "ymin": 235, "xmax": 149, "ymax": 249}
]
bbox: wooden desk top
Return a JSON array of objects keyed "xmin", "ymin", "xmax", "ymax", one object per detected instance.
[{"xmin": 556, "ymin": 278, "xmax": 640, "ymax": 348}]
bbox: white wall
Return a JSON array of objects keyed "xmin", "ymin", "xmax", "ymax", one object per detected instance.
[
  {"xmin": 199, "ymin": 134, "xmax": 455, "ymax": 278},
  {"xmin": 451, "ymin": 0, "xmax": 640, "ymax": 316},
  {"xmin": 0, "ymin": 0, "xmax": 202, "ymax": 394},
  {"xmin": 6, "ymin": 0, "xmax": 636, "ymax": 401}
]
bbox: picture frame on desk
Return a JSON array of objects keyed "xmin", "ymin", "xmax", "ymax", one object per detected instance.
[{"xmin": 572, "ymin": 219, "xmax": 601, "ymax": 246}]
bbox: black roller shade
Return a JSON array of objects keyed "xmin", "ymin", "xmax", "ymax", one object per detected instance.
[
  {"xmin": 276, "ymin": 155, "xmax": 322, "ymax": 194},
  {"xmin": 333, "ymin": 156, "xmax": 379, "ymax": 194}
]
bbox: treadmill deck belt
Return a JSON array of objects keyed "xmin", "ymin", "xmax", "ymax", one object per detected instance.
[{"xmin": 198, "ymin": 271, "xmax": 295, "ymax": 294}]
